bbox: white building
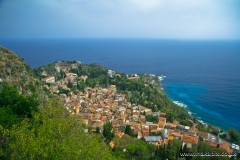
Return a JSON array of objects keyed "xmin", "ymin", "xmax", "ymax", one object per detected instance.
[
  {"xmin": 42, "ymin": 76, "xmax": 55, "ymax": 84},
  {"xmin": 107, "ymin": 70, "xmax": 115, "ymax": 78}
]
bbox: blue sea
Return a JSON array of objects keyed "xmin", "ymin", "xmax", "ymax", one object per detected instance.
[{"xmin": 0, "ymin": 39, "xmax": 240, "ymax": 132}]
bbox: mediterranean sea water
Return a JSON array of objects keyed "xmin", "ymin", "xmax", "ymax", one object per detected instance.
[{"xmin": 0, "ymin": 39, "xmax": 240, "ymax": 132}]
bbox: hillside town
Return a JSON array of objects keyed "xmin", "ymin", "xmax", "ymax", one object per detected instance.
[{"xmin": 41, "ymin": 61, "xmax": 239, "ymax": 156}]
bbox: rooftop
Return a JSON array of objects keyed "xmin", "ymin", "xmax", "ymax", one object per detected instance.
[{"xmin": 182, "ymin": 135, "xmax": 198, "ymax": 144}]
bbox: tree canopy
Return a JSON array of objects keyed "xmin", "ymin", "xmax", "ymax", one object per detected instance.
[
  {"xmin": 0, "ymin": 98, "xmax": 116, "ymax": 160},
  {"xmin": 103, "ymin": 123, "xmax": 114, "ymax": 144},
  {"xmin": 0, "ymin": 84, "xmax": 39, "ymax": 128}
]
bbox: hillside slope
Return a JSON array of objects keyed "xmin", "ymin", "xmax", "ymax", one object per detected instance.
[{"xmin": 0, "ymin": 46, "xmax": 41, "ymax": 95}]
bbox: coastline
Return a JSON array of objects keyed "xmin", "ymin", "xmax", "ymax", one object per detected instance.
[
  {"xmin": 159, "ymin": 76, "xmax": 224, "ymax": 131},
  {"xmin": 1, "ymin": 39, "xmax": 239, "ymax": 132}
]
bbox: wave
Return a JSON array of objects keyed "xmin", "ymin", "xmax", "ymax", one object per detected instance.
[{"xmin": 173, "ymin": 100, "xmax": 187, "ymax": 108}]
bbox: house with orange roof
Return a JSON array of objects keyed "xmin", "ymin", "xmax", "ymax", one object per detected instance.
[
  {"xmin": 220, "ymin": 142, "xmax": 233, "ymax": 154},
  {"xmin": 150, "ymin": 124, "xmax": 158, "ymax": 135},
  {"xmin": 158, "ymin": 118, "xmax": 166, "ymax": 129},
  {"xmin": 168, "ymin": 135, "xmax": 174, "ymax": 141},
  {"xmin": 139, "ymin": 115, "xmax": 145, "ymax": 122},
  {"xmin": 163, "ymin": 139, "xmax": 169, "ymax": 145},
  {"xmin": 208, "ymin": 141, "xmax": 218, "ymax": 148},
  {"xmin": 109, "ymin": 141, "xmax": 115, "ymax": 148},
  {"xmin": 115, "ymin": 131, "xmax": 124, "ymax": 138},
  {"xmin": 142, "ymin": 128, "xmax": 149, "ymax": 137},
  {"xmin": 181, "ymin": 135, "xmax": 198, "ymax": 148},
  {"xmin": 98, "ymin": 116, "xmax": 106, "ymax": 121}
]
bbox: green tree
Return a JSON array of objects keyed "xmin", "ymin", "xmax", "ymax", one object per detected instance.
[
  {"xmin": 155, "ymin": 144, "xmax": 166, "ymax": 160},
  {"xmin": 228, "ymin": 128, "xmax": 240, "ymax": 145},
  {"xmin": 124, "ymin": 125, "xmax": 134, "ymax": 137},
  {"xmin": 126, "ymin": 143, "xmax": 148, "ymax": 160},
  {"xmin": 0, "ymin": 107, "xmax": 18, "ymax": 128},
  {"xmin": 192, "ymin": 141, "xmax": 214, "ymax": 160},
  {"xmin": 0, "ymin": 84, "xmax": 39, "ymax": 125},
  {"xmin": 103, "ymin": 123, "xmax": 114, "ymax": 143},
  {"xmin": 96, "ymin": 127, "xmax": 100, "ymax": 134},
  {"xmin": 67, "ymin": 81, "xmax": 73, "ymax": 89}
]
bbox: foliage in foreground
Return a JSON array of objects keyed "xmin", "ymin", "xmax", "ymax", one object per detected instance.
[
  {"xmin": 0, "ymin": 84, "xmax": 39, "ymax": 128},
  {"xmin": 0, "ymin": 98, "xmax": 116, "ymax": 160}
]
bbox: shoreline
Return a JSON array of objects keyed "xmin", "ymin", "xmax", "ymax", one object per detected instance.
[{"xmin": 159, "ymin": 77, "xmax": 227, "ymax": 133}]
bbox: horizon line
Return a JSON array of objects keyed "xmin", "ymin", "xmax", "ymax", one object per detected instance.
[{"xmin": 1, "ymin": 37, "xmax": 240, "ymax": 41}]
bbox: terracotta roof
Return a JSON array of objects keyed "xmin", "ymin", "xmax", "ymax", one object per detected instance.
[
  {"xmin": 115, "ymin": 132, "xmax": 124, "ymax": 138},
  {"xmin": 181, "ymin": 135, "xmax": 198, "ymax": 144},
  {"xmin": 158, "ymin": 120, "xmax": 166, "ymax": 127},
  {"xmin": 134, "ymin": 124, "xmax": 141, "ymax": 130},
  {"xmin": 109, "ymin": 141, "xmax": 115, "ymax": 148},
  {"xmin": 220, "ymin": 142, "xmax": 230, "ymax": 152},
  {"xmin": 164, "ymin": 139, "xmax": 169, "ymax": 144},
  {"xmin": 151, "ymin": 129, "xmax": 157, "ymax": 133},
  {"xmin": 89, "ymin": 108, "xmax": 96, "ymax": 113},
  {"xmin": 228, "ymin": 148, "xmax": 234, "ymax": 154},
  {"xmin": 142, "ymin": 129, "xmax": 149, "ymax": 133},
  {"xmin": 112, "ymin": 124, "xmax": 120, "ymax": 128},
  {"xmin": 208, "ymin": 141, "xmax": 218, "ymax": 147},
  {"xmin": 98, "ymin": 116, "xmax": 106, "ymax": 121},
  {"xmin": 168, "ymin": 136, "xmax": 174, "ymax": 140}
]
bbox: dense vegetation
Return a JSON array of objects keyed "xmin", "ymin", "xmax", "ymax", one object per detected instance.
[
  {"xmin": 111, "ymin": 134, "xmax": 156, "ymax": 159},
  {"xmin": 0, "ymin": 84, "xmax": 116, "ymax": 160},
  {"xmin": 228, "ymin": 128, "xmax": 240, "ymax": 145},
  {"xmin": 0, "ymin": 84, "xmax": 39, "ymax": 128}
]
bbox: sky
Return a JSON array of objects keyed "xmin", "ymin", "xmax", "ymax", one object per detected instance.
[{"xmin": 0, "ymin": 0, "xmax": 240, "ymax": 40}]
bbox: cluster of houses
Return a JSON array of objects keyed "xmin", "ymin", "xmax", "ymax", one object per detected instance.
[
  {"xmin": 41, "ymin": 61, "xmax": 83, "ymax": 93},
  {"xmin": 41, "ymin": 63, "xmax": 239, "ymax": 155}
]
